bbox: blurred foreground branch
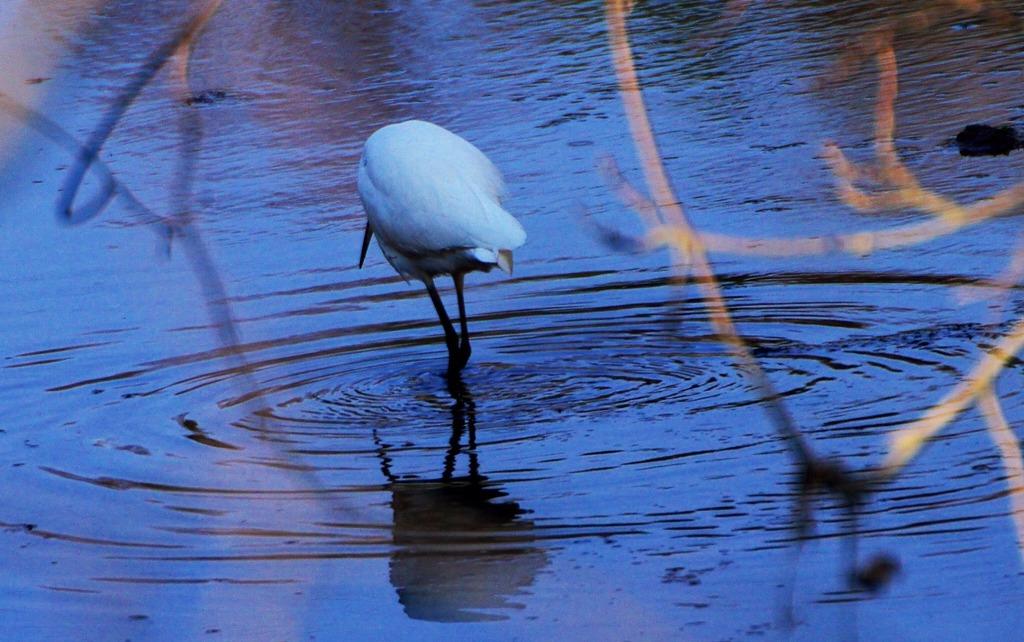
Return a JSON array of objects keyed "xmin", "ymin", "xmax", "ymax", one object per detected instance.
[
  {"xmin": 978, "ymin": 388, "xmax": 1024, "ymax": 558},
  {"xmin": 58, "ymin": 1, "xmax": 223, "ymax": 225},
  {"xmin": 604, "ymin": 0, "xmax": 821, "ymax": 478},
  {"xmin": 603, "ymin": 0, "xmax": 1024, "ymax": 538}
]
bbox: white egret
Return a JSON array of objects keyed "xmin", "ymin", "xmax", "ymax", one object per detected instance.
[{"xmin": 357, "ymin": 120, "xmax": 527, "ymax": 376}]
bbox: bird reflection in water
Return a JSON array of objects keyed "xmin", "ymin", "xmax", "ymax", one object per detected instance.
[{"xmin": 375, "ymin": 378, "xmax": 547, "ymax": 622}]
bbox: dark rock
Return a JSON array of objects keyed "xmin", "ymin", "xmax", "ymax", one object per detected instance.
[{"xmin": 955, "ymin": 124, "xmax": 1021, "ymax": 156}]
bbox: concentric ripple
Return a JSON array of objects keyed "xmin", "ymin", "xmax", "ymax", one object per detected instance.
[{"xmin": 268, "ymin": 336, "xmax": 752, "ymax": 432}]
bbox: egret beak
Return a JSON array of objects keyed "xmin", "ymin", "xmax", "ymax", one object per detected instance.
[
  {"xmin": 358, "ymin": 222, "xmax": 373, "ymax": 268},
  {"xmin": 496, "ymin": 249, "xmax": 514, "ymax": 275}
]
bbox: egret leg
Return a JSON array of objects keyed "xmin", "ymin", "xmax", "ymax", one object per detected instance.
[
  {"xmin": 424, "ymin": 278, "xmax": 462, "ymax": 376},
  {"xmin": 453, "ymin": 272, "xmax": 471, "ymax": 368}
]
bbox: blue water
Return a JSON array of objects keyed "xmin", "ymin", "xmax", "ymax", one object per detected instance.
[{"xmin": 2, "ymin": 1, "xmax": 1024, "ymax": 640}]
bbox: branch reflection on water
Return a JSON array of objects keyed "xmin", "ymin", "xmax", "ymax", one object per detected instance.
[{"xmin": 375, "ymin": 378, "xmax": 548, "ymax": 623}]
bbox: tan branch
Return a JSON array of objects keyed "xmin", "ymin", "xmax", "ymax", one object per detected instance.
[
  {"xmin": 604, "ymin": 0, "xmax": 814, "ymax": 466},
  {"xmin": 978, "ymin": 388, "xmax": 1024, "ymax": 565},
  {"xmin": 881, "ymin": 315, "xmax": 1024, "ymax": 475}
]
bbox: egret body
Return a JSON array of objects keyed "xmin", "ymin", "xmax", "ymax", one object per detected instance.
[{"xmin": 357, "ymin": 120, "xmax": 526, "ymax": 376}]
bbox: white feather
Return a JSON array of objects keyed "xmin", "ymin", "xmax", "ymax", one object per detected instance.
[{"xmin": 358, "ymin": 120, "xmax": 526, "ymax": 282}]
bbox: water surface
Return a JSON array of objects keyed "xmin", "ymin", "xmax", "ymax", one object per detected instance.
[{"xmin": 2, "ymin": 1, "xmax": 1024, "ymax": 640}]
